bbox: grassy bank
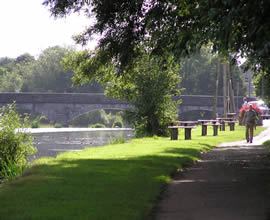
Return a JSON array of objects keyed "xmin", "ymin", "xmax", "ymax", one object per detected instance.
[{"xmin": 0, "ymin": 125, "xmax": 265, "ymax": 220}]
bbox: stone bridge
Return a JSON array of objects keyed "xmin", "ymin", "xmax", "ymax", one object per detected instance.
[
  {"xmin": 178, "ymin": 95, "xmax": 255, "ymax": 120},
  {"xmin": 0, "ymin": 93, "xmax": 255, "ymax": 126},
  {"xmin": 179, "ymin": 95, "xmax": 255, "ymax": 114}
]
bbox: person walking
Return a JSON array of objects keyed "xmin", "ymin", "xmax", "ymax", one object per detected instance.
[{"xmin": 243, "ymin": 104, "xmax": 258, "ymax": 143}]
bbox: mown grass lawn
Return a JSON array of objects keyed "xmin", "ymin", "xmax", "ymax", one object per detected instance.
[{"xmin": 0, "ymin": 125, "xmax": 265, "ymax": 220}]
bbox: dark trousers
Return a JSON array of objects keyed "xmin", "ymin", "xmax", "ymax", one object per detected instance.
[{"xmin": 246, "ymin": 122, "xmax": 255, "ymax": 142}]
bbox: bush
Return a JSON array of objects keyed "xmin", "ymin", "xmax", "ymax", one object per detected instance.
[
  {"xmin": 89, "ymin": 109, "xmax": 109, "ymax": 125},
  {"xmin": 0, "ymin": 156, "xmax": 23, "ymax": 181},
  {"xmin": 0, "ymin": 103, "xmax": 36, "ymax": 180},
  {"xmin": 71, "ymin": 110, "xmax": 110, "ymax": 127},
  {"xmin": 263, "ymin": 140, "xmax": 270, "ymax": 150},
  {"xmin": 107, "ymin": 113, "xmax": 123, "ymax": 127},
  {"xmin": 31, "ymin": 120, "xmax": 40, "ymax": 128},
  {"xmin": 70, "ymin": 109, "xmax": 128, "ymax": 128},
  {"xmin": 89, "ymin": 123, "xmax": 106, "ymax": 128},
  {"xmin": 105, "ymin": 111, "xmax": 130, "ymax": 128},
  {"xmin": 109, "ymin": 137, "xmax": 126, "ymax": 145},
  {"xmin": 14, "ymin": 108, "xmax": 39, "ymax": 121},
  {"xmin": 54, "ymin": 123, "xmax": 63, "ymax": 128},
  {"xmin": 39, "ymin": 115, "xmax": 49, "ymax": 124},
  {"xmin": 70, "ymin": 112, "xmax": 90, "ymax": 127},
  {"xmin": 112, "ymin": 120, "xmax": 123, "ymax": 128}
]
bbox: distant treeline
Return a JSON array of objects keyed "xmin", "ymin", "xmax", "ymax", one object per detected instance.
[
  {"xmin": 0, "ymin": 46, "xmax": 246, "ymax": 96},
  {"xmin": 0, "ymin": 46, "xmax": 103, "ymax": 93}
]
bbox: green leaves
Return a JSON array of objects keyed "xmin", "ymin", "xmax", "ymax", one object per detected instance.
[
  {"xmin": 0, "ymin": 46, "xmax": 104, "ymax": 93},
  {"xmin": 0, "ymin": 156, "xmax": 23, "ymax": 181},
  {"xmin": 44, "ymin": 0, "xmax": 270, "ymax": 75},
  {"xmin": 105, "ymin": 54, "xmax": 182, "ymax": 136},
  {"xmin": 0, "ymin": 103, "xmax": 36, "ymax": 181},
  {"xmin": 253, "ymin": 70, "xmax": 270, "ymax": 105},
  {"xmin": 63, "ymin": 48, "xmax": 181, "ymax": 136},
  {"xmin": 179, "ymin": 47, "xmax": 246, "ymax": 96}
]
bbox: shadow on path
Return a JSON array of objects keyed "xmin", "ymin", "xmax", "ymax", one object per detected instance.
[{"xmin": 154, "ymin": 121, "xmax": 270, "ymax": 220}]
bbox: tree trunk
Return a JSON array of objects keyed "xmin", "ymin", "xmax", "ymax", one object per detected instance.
[
  {"xmin": 223, "ymin": 62, "xmax": 227, "ymax": 117},
  {"xmin": 262, "ymin": 71, "xmax": 264, "ymax": 100},
  {"xmin": 213, "ymin": 59, "xmax": 220, "ymax": 119},
  {"xmin": 227, "ymin": 62, "xmax": 235, "ymax": 114}
]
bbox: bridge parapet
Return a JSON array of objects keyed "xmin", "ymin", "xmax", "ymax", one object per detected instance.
[{"xmin": 0, "ymin": 93, "xmax": 128, "ymax": 104}]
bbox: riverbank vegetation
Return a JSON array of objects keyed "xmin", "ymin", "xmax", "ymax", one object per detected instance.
[
  {"xmin": 28, "ymin": 109, "xmax": 127, "ymax": 129},
  {"xmin": 0, "ymin": 104, "xmax": 36, "ymax": 181},
  {"xmin": 70, "ymin": 109, "xmax": 126, "ymax": 128},
  {"xmin": 263, "ymin": 140, "xmax": 270, "ymax": 150},
  {"xmin": 0, "ymin": 125, "xmax": 264, "ymax": 220}
]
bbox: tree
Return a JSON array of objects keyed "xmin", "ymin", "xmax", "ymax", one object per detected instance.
[
  {"xmin": 180, "ymin": 49, "xmax": 217, "ymax": 95},
  {"xmin": 43, "ymin": 0, "xmax": 270, "ymax": 74},
  {"xmin": 0, "ymin": 70, "xmax": 23, "ymax": 92},
  {"xmin": 213, "ymin": 59, "xmax": 220, "ymax": 119},
  {"xmin": 0, "ymin": 46, "xmax": 104, "ymax": 93},
  {"xmin": 21, "ymin": 46, "xmax": 75, "ymax": 92},
  {"xmin": 22, "ymin": 46, "xmax": 104, "ymax": 93},
  {"xmin": 179, "ymin": 48, "xmax": 246, "ymax": 96},
  {"xmin": 0, "ymin": 57, "xmax": 14, "ymax": 67},
  {"xmin": 15, "ymin": 53, "xmax": 35, "ymax": 64},
  {"xmin": 63, "ymin": 49, "xmax": 181, "ymax": 136},
  {"xmin": 0, "ymin": 55, "xmax": 34, "ymax": 92},
  {"xmin": 253, "ymin": 71, "xmax": 270, "ymax": 105},
  {"xmin": 106, "ymin": 55, "xmax": 182, "ymax": 136}
]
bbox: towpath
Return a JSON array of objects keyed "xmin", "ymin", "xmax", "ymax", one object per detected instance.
[{"xmin": 154, "ymin": 121, "xmax": 270, "ymax": 220}]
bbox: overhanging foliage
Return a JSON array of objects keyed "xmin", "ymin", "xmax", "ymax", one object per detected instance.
[{"xmin": 44, "ymin": 0, "xmax": 270, "ymax": 74}]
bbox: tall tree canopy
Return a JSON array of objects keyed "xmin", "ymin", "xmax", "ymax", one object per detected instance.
[
  {"xmin": 180, "ymin": 48, "xmax": 246, "ymax": 96},
  {"xmin": 43, "ymin": 0, "xmax": 270, "ymax": 73}
]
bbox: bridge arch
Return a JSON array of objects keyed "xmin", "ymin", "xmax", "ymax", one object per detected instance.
[{"xmin": 0, "ymin": 93, "xmax": 133, "ymax": 126}]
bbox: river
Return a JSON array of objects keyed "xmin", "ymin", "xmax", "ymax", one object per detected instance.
[{"xmin": 28, "ymin": 128, "xmax": 134, "ymax": 160}]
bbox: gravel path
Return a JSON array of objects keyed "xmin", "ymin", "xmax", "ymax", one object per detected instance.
[{"xmin": 154, "ymin": 122, "xmax": 270, "ymax": 220}]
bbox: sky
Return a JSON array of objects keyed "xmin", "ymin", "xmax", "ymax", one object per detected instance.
[{"xmin": 0, "ymin": 0, "xmax": 95, "ymax": 58}]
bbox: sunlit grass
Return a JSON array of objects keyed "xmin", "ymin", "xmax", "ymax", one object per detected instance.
[
  {"xmin": 0, "ymin": 125, "xmax": 265, "ymax": 220},
  {"xmin": 39, "ymin": 123, "xmax": 54, "ymax": 128}
]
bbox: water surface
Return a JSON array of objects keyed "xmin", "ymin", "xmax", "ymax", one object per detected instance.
[{"xmin": 29, "ymin": 128, "xmax": 134, "ymax": 160}]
